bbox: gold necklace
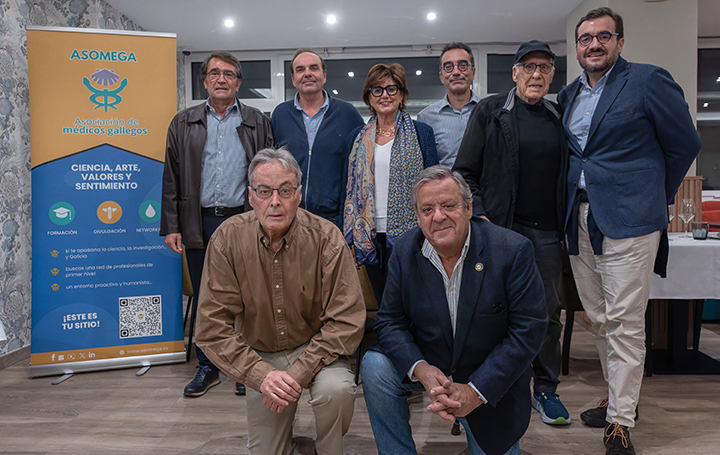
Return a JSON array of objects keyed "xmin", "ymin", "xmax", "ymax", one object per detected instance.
[{"xmin": 377, "ymin": 125, "xmax": 395, "ymax": 137}]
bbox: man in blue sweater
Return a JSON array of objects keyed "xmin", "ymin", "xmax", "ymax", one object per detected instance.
[{"xmin": 271, "ymin": 49, "xmax": 364, "ymax": 227}]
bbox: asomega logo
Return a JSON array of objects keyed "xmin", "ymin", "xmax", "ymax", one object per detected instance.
[{"xmin": 70, "ymin": 49, "xmax": 138, "ymax": 62}]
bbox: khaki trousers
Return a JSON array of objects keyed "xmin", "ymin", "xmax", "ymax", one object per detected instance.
[
  {"xmin": 569, "ymin": 202, "xmax": 660, "ymax": 428},
  {"xmin": 246, "ymin": 343, "xmax": 356, "ymax": 455}
]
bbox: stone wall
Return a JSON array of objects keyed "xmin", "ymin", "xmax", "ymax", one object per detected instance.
[{"xmin": 0, "ymin": 0, "xmax": 144, "ymax": 359}]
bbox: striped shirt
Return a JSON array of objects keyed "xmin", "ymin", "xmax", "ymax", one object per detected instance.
[
  {"xmin": 417, "ymin": 92, "xmax": 482, "ymax": 167},
  {"xmin": 201, "ymin": 100, "xmax": 247, "ymax": 207},
  {"xmin": 293, "ymin": 90, "xmax": 330, "ymax": 150},
  {"xmin": 420, "ymin": 225, "xmax": 472, "ymax": 334}
]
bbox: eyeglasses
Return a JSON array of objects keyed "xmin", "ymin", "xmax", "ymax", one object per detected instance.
[
  {"xmin": 369, "ymin": 85, "xmax": 400, "ymax": 97},
  {"xmin": 418, "ymin": 203, "xmax": 462, "ymax": 217},
  {"xmin": 577, "ymin": 31, "xmax": 619, "ymax": 47},
  {"xmin": 441, "ymin": 61, "xmax": 472, "ymax": 73},
  {"xmin": 206, "ymin": 70, "xmax": 238, "ymax": 82},
  {"xmin": 251, "ymin": 185, "xmax": 298, "ymax": 200},
  {"xmin": 516, "ymin": 62, "xmax": 554, "ymax": 75}
]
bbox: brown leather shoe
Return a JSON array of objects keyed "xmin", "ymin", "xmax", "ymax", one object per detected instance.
[{"xmin": 604, "ymin": 422, "xmax": 636, "ymax": 455}]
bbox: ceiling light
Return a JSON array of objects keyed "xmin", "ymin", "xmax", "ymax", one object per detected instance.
[
  {"xmin": 224, "ymin": 19, "xmax": 234, "ymax": 28},
  {"xmin": 332, "ymin": 89, "xmax": 339, "ymax": 95},
  {"xmin": 348, "ymin": 71, "xmax": 355, "ymax": 77},
  {"xmin": 716, "ymin": 76, "xmax": 720, "ymax": 83},
  {"xmin": 416, "ymin": 70, "xmax": 422, "ymax": 76},
  {"xmin": 427, "ymin": 12, "xmax": 437, "ymax": 20},
  {"xmin": 704, "ymin": 103, "xmax": 709, "ymax": 108},
  {"xmin": 326, "ymin": 15, "xmax": 337, "ymax": 24}
]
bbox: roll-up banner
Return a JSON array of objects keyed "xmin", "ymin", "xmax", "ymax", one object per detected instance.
[{"xmin": 27, "ymin": 27, "xmax": 183, "ymax": 377}]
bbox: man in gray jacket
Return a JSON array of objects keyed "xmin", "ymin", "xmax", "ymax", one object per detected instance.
[{"xmin": 160, "ymin": 51, "xmax": 273, "ymax": 398}]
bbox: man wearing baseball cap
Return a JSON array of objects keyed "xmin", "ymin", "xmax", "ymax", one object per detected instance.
[{"xmin": 454, "ymin": 40, "xmax": 572, "ymax": 426}]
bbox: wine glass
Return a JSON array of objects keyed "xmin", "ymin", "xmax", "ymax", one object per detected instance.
[
  {"xmin": 668, "ymin": 204, "xmax": 675, "ymax": 224},
  {"xmin": 679, "ymin": 198, "xmax": 696, "ymax": 238}
]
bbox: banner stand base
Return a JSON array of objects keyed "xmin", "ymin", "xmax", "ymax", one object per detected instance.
[
  {"xmin": 29, "ymin": 351, "xmax": 185, "ymax": 378},
  {"xmin": 51, "ymin": 373, "xmax": 74, "ymax": 385}
]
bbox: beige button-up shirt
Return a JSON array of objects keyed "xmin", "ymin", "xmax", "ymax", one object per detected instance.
[{"xmin": 195, "ymin": 208, "xmax": 365, "ymax": 390}]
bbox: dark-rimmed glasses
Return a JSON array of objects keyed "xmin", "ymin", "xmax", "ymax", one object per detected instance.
[
  {"xmin": 577, "ymin": 31, "xmax": 619, "ymax": 47},
  {"xmin": 516, "ymin": 62, "xmax": 554, "ymax": 75},
  {"xmin": 369, "ymin": 85, "xmax": 399, "ymax": 97},
  {"xmin": 206, "ymin": 70, "xmax": 238, "ymax": 82},
  {"xmin": 251, "ymin": 186, "xmax": 298, "ymax": 200},
  {"xmin": 441, "ymin": 61, "xmax": 472, "ymax": 73}
]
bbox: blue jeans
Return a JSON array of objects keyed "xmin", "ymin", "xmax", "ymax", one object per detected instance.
[{"xmin": 361, "ymin": 350, "xmax": 521, "ymax": 455}]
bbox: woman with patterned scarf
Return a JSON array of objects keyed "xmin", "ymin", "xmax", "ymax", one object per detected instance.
[{"xmin": 343, "ymin": 63, "xmax": 439, "ymax": 304}]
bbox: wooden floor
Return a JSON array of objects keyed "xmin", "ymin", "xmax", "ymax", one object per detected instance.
[{"xmin": 2, "ymin": 320, "xmax": 720, "ymax": 454}]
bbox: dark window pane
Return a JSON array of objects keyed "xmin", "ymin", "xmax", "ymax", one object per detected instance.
[
  {"xmin": 487, "ymin": 54, "xmax": 566, "ymax": 95},
  {"xmin": 698, "ymin": 49, "xmax": 720, "ymax": 190},
  {"xmin": 699, "ymin": 122, "xmax": 720, "ymax": 190},
  {"xmin": 192, "ymin": 60, "xmax": 271, "ymax": 100},
  {"xmin": 284, "ymin": 56, "xmax": 447, "ymax": 116},
  {"xmin": 698, "ymin": 49, "xmax": 720, "ymax": 93}
]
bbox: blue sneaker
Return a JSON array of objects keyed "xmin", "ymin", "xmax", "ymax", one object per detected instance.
[{"xmin": 532, "ymin": 392, "xmax": 571, "ymax": 425}]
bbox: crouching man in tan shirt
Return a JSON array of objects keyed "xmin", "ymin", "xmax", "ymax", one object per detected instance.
[{"xmin": 195, "ymin": 147, "xmax": 365, "ymax": 455}]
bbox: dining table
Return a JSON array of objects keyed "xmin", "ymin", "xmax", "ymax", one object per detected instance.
[{"xmin": 647, "ymin": 231, "xmax": 720, "ymax": 374}]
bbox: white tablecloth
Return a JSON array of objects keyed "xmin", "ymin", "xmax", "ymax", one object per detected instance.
[{"xmin": 650, "ymin": 233, "xmax": 720, "ymax": 299}]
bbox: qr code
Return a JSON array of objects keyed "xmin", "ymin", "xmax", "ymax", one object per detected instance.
[{"xmin": 119, "ymin": 295, "xmax": 162, "ymax": 338}]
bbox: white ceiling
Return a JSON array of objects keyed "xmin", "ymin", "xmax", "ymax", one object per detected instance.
[
  {"xmin": 104, "ymin": 0, "xmax": 586, "ymax": 52},
  {"xmin": 105, "ymin": 0, "xmax": 720, "ymax": 53}
]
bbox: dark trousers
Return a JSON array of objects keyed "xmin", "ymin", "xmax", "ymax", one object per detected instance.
[
  {"xmin": 511, "ymin": 223, "xmax": 563, "ymax": 393},
  {"xmin": 186, "ymin": 212, "xmax": 240, "ymax": 369},
  {"xmin": 365, "ymin": 233, "xmax": 391, "ymax": 306}
]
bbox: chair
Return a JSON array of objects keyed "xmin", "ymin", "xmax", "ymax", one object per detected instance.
[
  {"xmin": 702, "ymin": 200, "xmax": 720, "ymax": 232},
  {"xmin": 560, "ymin": 253, "xmax": 583, "ymax": 375},
  {"xmin": 181, "ymin": 250, "xmax": 196, "ymax": 363},
  {"xmin": 353, "ymin": 266, "xmax": 378, "ymax": 383}
]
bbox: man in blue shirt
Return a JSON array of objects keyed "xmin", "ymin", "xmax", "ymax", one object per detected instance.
[
  {"xmin": 161, "ymin": 51, "xmax": 273, "ymax": 398},
  {"xmin": 418, "ymin": 42, "xmax": 481, "ymax": 168},
  {"xmin": 558, "ymin": 8, "xmax": 700, "ymax": 454},
  {"xmin": 271, "ymin": 49, "xmax": 364, "ymax": 226}
]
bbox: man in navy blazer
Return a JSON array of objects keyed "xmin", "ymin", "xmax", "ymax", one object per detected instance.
[
  {"xmin": 361, "ymin": 166, "xmax": 547, "ymax": 455},
  {"xmin": 558, "ymin": 7, "xmax": 701, "ymax": 454}
]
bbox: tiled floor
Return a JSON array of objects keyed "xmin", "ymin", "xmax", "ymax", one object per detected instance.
[{"xmin": 1, "ymin": 321, "xmax": 720, "ymax": 454}]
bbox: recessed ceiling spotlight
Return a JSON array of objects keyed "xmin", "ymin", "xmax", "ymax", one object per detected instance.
[
  {"xmin": 348, "ymin": 71, "xmax": 355, "ymax": 78},
  {"xmin": 224, "ymin": 19, "xmax": 234, "ymax": 28},
  {"xmin": 332, "ymin": 89, "xmax": 339, "ymax": 95},
  {"xmin": 416, "ymin": 70, "xmax": 422, "ymax": 76},
  {"xmin": 326, "ymin": 15, "xmax": 337, "ymax": 24},
  {"xmin": 427, "ymin": 12, "xmax": 437, "ymax": 20},
  {"xmin": 704, "ymin": 103, "xmax": 709, "ymax": 108}
]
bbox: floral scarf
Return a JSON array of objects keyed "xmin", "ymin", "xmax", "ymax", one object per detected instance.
[{"xmin": 343, "ymin": 110, "xmax": 424, "ymax": 265}]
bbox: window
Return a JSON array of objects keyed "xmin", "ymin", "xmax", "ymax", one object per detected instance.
[
  {"xmin": 697, "ymin": 48, "xmax": 720, "ymax": 190},
  {"xmin": 284, "ymin": 56, "xmax": 447, "ymax": 117},
  {"xmin": 191, "ymin": 60, "xmax": 271, "ymax": 100},
  {"xmin": 486, "ymin": 54, "xmax": 567, "ymax": 95}
]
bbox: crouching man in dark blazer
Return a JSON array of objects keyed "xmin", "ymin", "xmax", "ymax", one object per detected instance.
[{"xmin": 361, "ymin": 165, "xmax": 548, "ymax": 455}]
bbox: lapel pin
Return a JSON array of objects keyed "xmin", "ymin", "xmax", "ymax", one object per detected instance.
[{"xmin": 475, "ymin": 262, "xmax": 484, "ymax": 272}]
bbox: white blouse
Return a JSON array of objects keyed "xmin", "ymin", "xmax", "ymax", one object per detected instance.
[{"xmin": 374, "ymin": 139, "xmax": 393, "ymax": 233}]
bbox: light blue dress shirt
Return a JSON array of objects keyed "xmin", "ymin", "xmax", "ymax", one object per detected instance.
[
  {"xmin": 567, "ymin": 65, "xmax": 615, "ymax": 189},
  {"xmin": 200, "ymin": 100, "xmax": 247, "ymax": 208},
  {"xmin": 294, "ymin": 90, "xmax": 330, "ymax": 150},
  {"xmin": 417, "ymin": 92, "xmax": 481, "ymax": 168}
]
